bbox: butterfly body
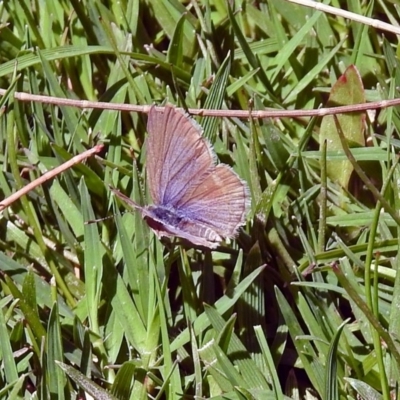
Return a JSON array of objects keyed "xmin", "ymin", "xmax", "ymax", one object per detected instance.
[
  {"xmin": 112, "ymin": 105, "xmax": 250, "ymax": 249},
  {"xmin": 137, "ymin": 203, "xmax": 223, "ymax": 247},
  {"xmin": 146, "ymin": 204, "xmax": 185, "ymax": 226}
]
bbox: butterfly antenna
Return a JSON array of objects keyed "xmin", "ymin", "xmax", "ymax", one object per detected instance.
[
  {"xmin": 85, "ymin": 213, "xmax": 124, "ymax": 224},
  {"xmin": 85, "ymin": 209, "xmax": 136, "ymax": 225}
]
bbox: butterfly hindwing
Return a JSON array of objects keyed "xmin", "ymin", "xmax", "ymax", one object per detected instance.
[{"xmin": 174, "ymin": 164, "xmax": 250, "ymax": 238}]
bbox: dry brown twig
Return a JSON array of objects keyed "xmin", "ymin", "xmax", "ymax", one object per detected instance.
[
  {"xmin": 0, "ymin": 88, "xmax": 399, "ymax": 118},
  {"xmin": 0, "ymin": 145, "xmax": 104, "ymax": 212}
]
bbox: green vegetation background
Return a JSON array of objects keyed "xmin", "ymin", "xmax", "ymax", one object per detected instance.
[{"xmin": 0, "ymin": 1, "xmax": 399, "ymax": 399}]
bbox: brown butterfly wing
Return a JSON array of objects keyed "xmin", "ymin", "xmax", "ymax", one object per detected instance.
[
  {"xmin": 173, "ymin": 164, "xmax": 250, "ymax": 239},
  {"xmin": 116, "ymin": 105, "xmax": 250, "ymax": 248},
  {"xmin": 146, "ymin": 105, "xmax": 214, "ymax": 206}
]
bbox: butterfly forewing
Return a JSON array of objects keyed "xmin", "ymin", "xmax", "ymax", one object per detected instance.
[{"xmin": 146, "ymin": 106, "xmax": 214, "ymax": 206}]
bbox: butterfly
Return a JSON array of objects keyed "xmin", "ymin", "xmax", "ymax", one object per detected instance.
[{"xmin": 111, "ymin": 105, "xmax": 250, "ymax": 248}]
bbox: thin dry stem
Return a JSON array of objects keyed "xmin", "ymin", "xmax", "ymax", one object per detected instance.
[
  {"xmin": 0, "ymin": 144, "xmax": 104, "ymax": 211},
  {"xmin": 0, "ymin": 89, "xmax": 399, "ymax": 119}
]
